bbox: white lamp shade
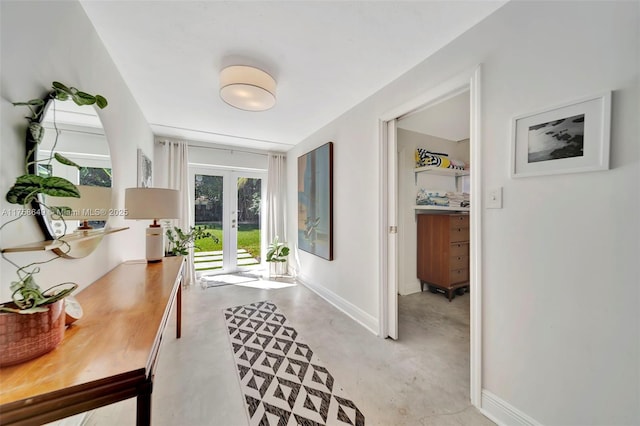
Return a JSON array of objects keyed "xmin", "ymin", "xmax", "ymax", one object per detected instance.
[
  {"xmin": 125, "ymin": 188, "xmax": 180, "ymax": 220},
  {"xmin": 220, "ymin": 65, "xmax": 276, "ymax": 111},
  {"xmin": 47, "ymin": 185, "xmax": 111, "ymax": 221}
]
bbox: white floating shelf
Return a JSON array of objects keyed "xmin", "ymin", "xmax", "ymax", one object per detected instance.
[
  {"xmin": 414, "ymin": 165, "xmax": 470, "ymax": 177},
  {"xmin": 1, "ymin": 226, "xmax": 129, "ymax": 253},
  {"xmin": 414, "ymin": 206, "xmax": 470, "ymax": 212}
]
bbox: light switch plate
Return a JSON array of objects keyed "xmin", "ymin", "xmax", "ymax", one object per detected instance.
[{"xmin": 486, "ymin": 187, "xmax": 503, "ymax": 209}]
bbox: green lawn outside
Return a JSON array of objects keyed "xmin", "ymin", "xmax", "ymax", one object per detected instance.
[{"xmin": 194, "ymin": 222, "xmax": 261, "ymax": 260}]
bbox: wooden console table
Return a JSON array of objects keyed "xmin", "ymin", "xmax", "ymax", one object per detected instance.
[{"xmin": 0, "ymin": 256, "xmax": 184, "ymax": 425}]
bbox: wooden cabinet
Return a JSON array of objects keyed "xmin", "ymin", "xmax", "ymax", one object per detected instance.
[{"xmin": 417, "ymin": 213, "xmax": 470, "ymax": 301}]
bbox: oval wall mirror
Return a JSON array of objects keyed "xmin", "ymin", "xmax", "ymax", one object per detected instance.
[{"xmin": 31, "ymin": 98, "xmax": 112, "ymax": 258}]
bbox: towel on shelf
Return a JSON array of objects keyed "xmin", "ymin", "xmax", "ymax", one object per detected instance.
[
  {"xmin": 445, "ymin": 191, "xmax": 470, "ymax": 208},
  {"xmin": 416, "ymin": 188, "xmax": 450, "ymax": 206},
  {"xmin": 417, "ymin": 189, "xmax": 470, "ymax": 208},
  {"xmin": 415, "ymin": 148, "xmax": 466, "ymax": 170}
]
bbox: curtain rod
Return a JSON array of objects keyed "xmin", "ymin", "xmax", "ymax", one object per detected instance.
[
  {"xmin": 150, "ymin": 123, "xmax": 294, "ymax": 147},
  {"xmin": 156, "ymin": 139, "xmax": 272, "ymax": 157}
]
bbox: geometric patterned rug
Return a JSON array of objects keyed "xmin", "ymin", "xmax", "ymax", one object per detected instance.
[{"xmin": 223, "ymin": 301, "xmax": 366, "ymax": 425}]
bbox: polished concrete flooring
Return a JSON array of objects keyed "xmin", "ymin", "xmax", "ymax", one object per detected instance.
[{"xmin": 83, "ymin": 277, "xmax": 493, "ymax": 426}]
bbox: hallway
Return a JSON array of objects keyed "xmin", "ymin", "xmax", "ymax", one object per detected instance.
[{"xmin": 82, "ymin": 277, "xmax": 493, "ymax": 425}]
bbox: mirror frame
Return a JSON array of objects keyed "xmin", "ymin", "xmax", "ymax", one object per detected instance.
[
  {"xmin": 27, "ymin": 92, "xmax": 57, "ymax": 241},
  {"xmin": 26, "ymin": 93, "xmax": 112, "ymax": 258}
]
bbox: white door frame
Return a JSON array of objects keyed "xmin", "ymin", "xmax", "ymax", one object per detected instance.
[
  {"xmin": 190, "ymin": 166, "xmax": 267, "ymax": 274},
  {"xmin": 378, "ymin": 65, "xmax": 483, "ymax": 407}
]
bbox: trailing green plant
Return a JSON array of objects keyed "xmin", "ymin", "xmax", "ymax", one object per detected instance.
[
  {"xmin": 0, "ymin": 82, "xmax": 107, "ymax": 314},
  {"xmin": 0, "ymin": 271, "xmax": 77, "ymax": 314},
  {"xmin": 166, "ymin": 226, "xmax": 219, "ymax": 256},
  {"xmin": 266, "ymin": 236, "xmax": 289, "ymax": 263},
  {"xmin": 7, "ymin": 82, "xmax": 107, "ymax": 206}
]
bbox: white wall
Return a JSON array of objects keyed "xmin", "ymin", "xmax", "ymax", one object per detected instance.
[
  {"xmin": 153, "ymin": 138, "xmax": 269, "ymax": 189},
  {"xmin": 187, "ymin": 145, "xmax": 268, "ymax": 172},
  {"xmin": 0, "ymin": 1, "xmax": 153, "ymax": 301},
  {"xmin": 397, "ymin": 129, "xmax": 470, "ymax": 295},
  {"xmin": 287, "ymin": 1, "xmax": 639, "ymax": 424}
]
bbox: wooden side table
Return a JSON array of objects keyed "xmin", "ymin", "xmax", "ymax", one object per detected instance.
[{"xmin": 0, "ymin": 256, "xmax": 185, "ymax": 425}]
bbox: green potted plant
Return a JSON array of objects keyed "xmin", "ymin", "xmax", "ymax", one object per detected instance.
[
  {"xmin": 266, "ymin": 236, "xmax": 289, "ymax": 278},
  {"xmin": 0, "ymin": 82, "xmax": 107, "ymax": 366},
  {"xmin": 165, "ymin": 225, "xmax": 218, "ymax": 256}
]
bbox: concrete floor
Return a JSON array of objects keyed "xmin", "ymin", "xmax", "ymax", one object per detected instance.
[{"xmin": 83, "ymin": 277, "xmax": 493, "ymax": 426}]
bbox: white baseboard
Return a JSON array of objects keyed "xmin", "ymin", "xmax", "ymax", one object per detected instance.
[
  {"xmin": 296, "ymin": 274, "xmax": 379, "ymax": 335},
  {"xmin": 481, "ymin": 390, "xmax": 541, "ymax": 426},
  {"xmin": 398, "ymin": 280, "xmax": 422, "ymax": 296}
]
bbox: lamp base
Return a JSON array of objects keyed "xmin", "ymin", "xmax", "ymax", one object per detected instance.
[
  {"xmin": 77, "ymin": 220, "xmax": 93, "ymax": 230},
  {"xmin": 146, "ymin": 226, "xmax": 164, "ymax": 262}
]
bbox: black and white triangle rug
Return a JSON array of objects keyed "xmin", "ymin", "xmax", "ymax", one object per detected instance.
[{"xmin": 224, "ymin": 300, "xmax": 365, "ymax": 426}]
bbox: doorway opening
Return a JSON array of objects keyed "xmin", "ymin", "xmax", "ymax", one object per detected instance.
[
  {"xmin": 379, "ymin": 66, "xmax": 483, "ymax": 407},
  {"xmin": 189, "ymin": 166, "xmax": 266, "ymax": 278}
]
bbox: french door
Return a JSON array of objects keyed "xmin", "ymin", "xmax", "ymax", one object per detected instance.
[{"xmin": 190, "ymin": 167, "xmax": 265, "ymax": 275}]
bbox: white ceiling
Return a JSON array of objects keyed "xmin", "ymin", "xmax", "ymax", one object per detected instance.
[
  {"xmin": 398, "ymin": 90, "xmax": 470, "ymax": 141},
  {"xmin": 80, "ymin": 1, "xmax": 506, "ymax": 152}
]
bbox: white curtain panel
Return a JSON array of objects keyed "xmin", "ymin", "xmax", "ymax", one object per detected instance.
[
  {"xmin": 157, "ymin": 140, "xmax": 195, "ymax": 286},
  {"xmin": 266, "ymin": 153, "xmax": 287, "ymax": 245}
]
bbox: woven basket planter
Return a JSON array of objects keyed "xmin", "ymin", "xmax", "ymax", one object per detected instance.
[{"xmin": 0, "ymin": 299, "xmax": 65, "ymax": 367}]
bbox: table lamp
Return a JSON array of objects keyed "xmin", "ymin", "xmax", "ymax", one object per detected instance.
[
  {"xmin": 125, "ymin": 188, "xmax": 180, "ymax": 262},
  {"xmin": 47, "ymin": 185, "xmax": 111, "ymax": 234}
]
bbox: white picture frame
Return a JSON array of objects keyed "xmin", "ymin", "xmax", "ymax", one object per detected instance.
[
  {"xmin": 511, "ymin": 92, "xmax": 611, "ymax": 178},
  {"xmin": 137, "ymin": 148, "xmax": 152, "ymax": 187}
]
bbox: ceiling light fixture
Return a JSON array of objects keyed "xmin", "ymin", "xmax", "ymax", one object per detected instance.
[{"xmin": 219, "ymin": 65, "xmax": 276, "ymax": 111}]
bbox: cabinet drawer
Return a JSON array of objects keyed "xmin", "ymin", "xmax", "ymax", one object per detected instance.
[
  {"xmin": 449, "ymin": 255, "xmax": 468, "ymax": 269},
  {"xmin": 450, "ymin": 242, "xmax": 469, "ymax": 256},
  {"xmin": 449, "ymin": 267, "xmax": 469, "ymax": 284},
  {"xmin": 449, "ymin": 226, "xmax": 469, "ymax": 242},
  {"xmin": 449, "ymin": 215, "xmax": 469, "ymax": 228}
]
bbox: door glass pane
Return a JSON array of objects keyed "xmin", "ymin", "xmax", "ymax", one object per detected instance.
[
  {"xmin": 236, "ymin": 177, "xmax": 261, "ymax": 268},
  {"xmin": 194, "ymin": 174, "xmax": 223, "ymax": 273}
]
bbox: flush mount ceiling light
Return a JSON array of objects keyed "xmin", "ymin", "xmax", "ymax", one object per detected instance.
[{"xmin": 219, "ymin": 65, "xmax": 276, "ymax": 111}]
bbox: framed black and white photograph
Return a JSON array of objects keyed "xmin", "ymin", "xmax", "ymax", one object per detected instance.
[
  {"xmin": 511, "ymin": 92, "xmax": 611, "ymax": 177},
  {"xmin": 137, "ymin": 148, "xmax": 152, "ymax": 187}
]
